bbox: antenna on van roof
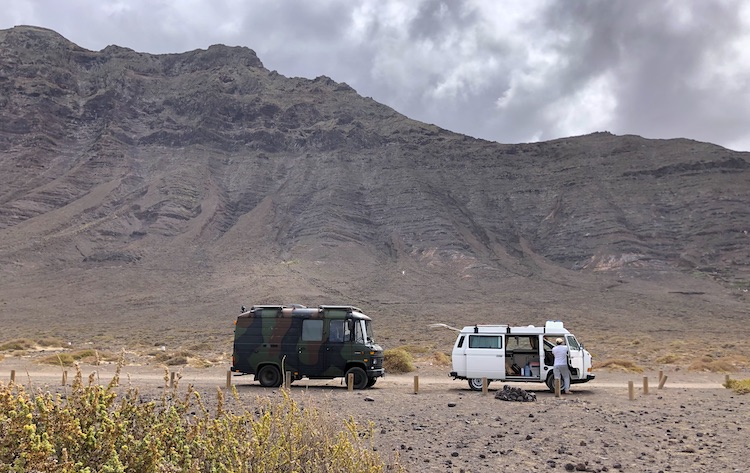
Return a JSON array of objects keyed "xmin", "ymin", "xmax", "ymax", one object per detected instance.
[{"xmin": 429, "ymin": 323, "xmax": 461, "ymax": 332}]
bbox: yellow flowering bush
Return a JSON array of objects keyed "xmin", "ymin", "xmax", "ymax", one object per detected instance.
[{"xmin": 0, "ymin": 363, "xmax": 401, "ymax": 472}]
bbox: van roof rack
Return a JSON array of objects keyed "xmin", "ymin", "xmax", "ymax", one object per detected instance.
[{"xmin": 319, "ymin": 305, "xmax": 362, "ymax": 312}]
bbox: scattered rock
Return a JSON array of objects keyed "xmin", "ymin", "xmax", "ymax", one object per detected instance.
[{"xmin": 495, "ymin": 385, "xmax": 537, "ymax": 402}]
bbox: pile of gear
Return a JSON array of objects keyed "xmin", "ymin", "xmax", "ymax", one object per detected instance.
[{"xmin": 494, "ymin": 384, "xmax": 537, "ymax": 402}]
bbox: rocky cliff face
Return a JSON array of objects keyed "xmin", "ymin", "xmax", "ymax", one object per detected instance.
[{"xmin": 0, "ymin": 26, "xmax": 747, "ymax": 343}]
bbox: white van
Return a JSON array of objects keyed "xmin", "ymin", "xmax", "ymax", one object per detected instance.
[{"xmin": 449, "ymin": 321, "xmax": 594, "ymax": 391}]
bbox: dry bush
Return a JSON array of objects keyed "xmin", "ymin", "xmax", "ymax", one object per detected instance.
[
  {"xmin": 430, "ymin": 351, "xmax": 452, "ymax": 366},
  {"xmin": 0, "ymin": 365, "xmax": 403, "ymax": 472},
  {"xmin": 35, "ymin": 337, "xmax": 65, "ymax": 348},
  {"xmin": 0, "ymin": 339, "xmax": 35, "ymax": 351},
  {"xmin": 154, "ymin": 350, "xmax": 193, "ymax": 366},
  {"xmin": 37, "ymin": 349, "xmax": 99, "ymax": 366},
  {"xmin": 595, "ymin": 359, "xmax": 644, "ymax": 373},
  {"xmin": 384, "ymin": 348, "xmax": 416, "ymax": 373},
  {"xmin": 397, "ymin": 344, "xmax": 432, "ymax": 355},
  {"xmin": 724, "ymin": 378, "xmax": 750, "ymax": 394},
  {"xmin": 187, "ymin": 357, "xmax": 213, "ymax": 368},
  {"xmin": 187, "ymin": 342, "xmax": 213, "ymax": 352},
  {"xmin": 656, "ymin": 353, "xmax": 681, "ymax": 364},
  {"xmin": 688, "ymin": 355, "xmax": 748, "ymax": 373}
]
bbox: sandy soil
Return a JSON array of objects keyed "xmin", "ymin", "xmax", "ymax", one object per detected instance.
[{"xmin": 1, "ymin": 358, "xmax": 747, "ymax": 473}]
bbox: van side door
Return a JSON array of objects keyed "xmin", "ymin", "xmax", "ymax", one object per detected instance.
[{"xmin": 464, "ymin": 334, "xmax": 504, "ymax": 380}]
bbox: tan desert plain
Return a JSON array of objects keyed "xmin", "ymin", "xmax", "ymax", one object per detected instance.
[{"xmin": 1, "ymin": 25, "xmax": 749, "ymax": 472}]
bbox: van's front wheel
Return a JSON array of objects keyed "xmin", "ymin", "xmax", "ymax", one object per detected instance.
[
  {"xmin": 468, "ymin": 378, "xmax": 488, "ymax": 391},
  {"xmin": 345, "ymin": 367, "xmax": 368, "ymax": 390},
  {"xmin": 257, "ymin": 365, "xmax": 282, "ymax": 387}
]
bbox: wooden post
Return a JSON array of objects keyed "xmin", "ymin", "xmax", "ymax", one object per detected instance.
[
  {"xmin": 10, "ymin": 370, "xmax": 15, "ymax": 384},
  {"xmin": 642, "ymin": 376, "xmax": 649, "ymax": 395},
  {"xmin": 481, "ymin": 377, "xmax": 488, "ymax": 395},
  {"xmin": 555, "ymin": 378, "xmax": 561, "ymax": 397},
  {"xmin": 658, "ymin": 375, "xmax": 668, "ymax": 389},
  {"xmin": 284, "ymin": 371, "xmax": 292, "ymax": 390},
  {"xmin": 725, "ymin": 374, "xmax": 730, "ymax": 386},
  {"xmin": 413, "ymin": 375, "xmax": 419, "ymax": 394},
  {"xmin": 170, "ymin": 371, "xmax": 176, "ymax": 388},
  {"xmin": 62, "ymin": 370, "xmax": 68, "ymax": 386},
  {"xmin": 628, "ymin": 380, "xmax": 635, "ymax": 400},
  {"xmin": 225, "ymin": 370, "xmax": 232, "ymax": 389},
  {"xmin": 347, "ymin": 373, "xmax": 354, "ymax": 391},
  {"xmin": 658, "ymin": 370, "xmax": 664, "ymax": 384}
]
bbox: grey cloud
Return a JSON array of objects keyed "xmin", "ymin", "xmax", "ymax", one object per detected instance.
[{"xmin": 2, "ymin": 0, "xmax": 749, "ymax": 150}]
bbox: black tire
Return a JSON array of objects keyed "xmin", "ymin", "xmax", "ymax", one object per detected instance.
[
  {"xmin": 366, "ymin": 377, "xmax": 377, "ymax": 388},
  {"xmin": 345, "ymin": 367, "xmax": 368, "ymax": 390},
  {"xmin": 257, "ymin": 365, "xmax": 282, "ymax": 387},
  {"xmin": 468, "ymin": 378, "xmax": 488, "ymax": 391},
  {"xmin": 546, "ymin": 373, "xmax": 556, "ymax": 392}
]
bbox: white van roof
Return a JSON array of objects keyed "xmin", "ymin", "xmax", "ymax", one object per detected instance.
[{"xmin": 458, "ymin": 320, "xmax": 572, "ymax": 335}]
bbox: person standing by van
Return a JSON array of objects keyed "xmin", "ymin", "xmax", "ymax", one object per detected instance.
[{"xmin": 552, "ymin": 338, "xmax": 571, "ymax": 394}]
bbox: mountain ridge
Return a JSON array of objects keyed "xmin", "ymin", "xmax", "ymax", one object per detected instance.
[{"xmin": 0, "ymin": 25, "xmax": 747, "ymax": 350}]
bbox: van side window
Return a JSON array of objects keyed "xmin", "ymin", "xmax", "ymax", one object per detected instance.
[
  {"xmin": 468, "ymin": 335, "xmax": 501, "ymax": 349},
  {"xmin": 457, "ymin": 335, "xmax": 465, "ymax": 348},
  {"xmin": 302, "ymin": 319, "xmax": 323, "ymax": 341},
  {"xmin": 328, "ymin": 320, "xmax": 346, "ymax": 342}
]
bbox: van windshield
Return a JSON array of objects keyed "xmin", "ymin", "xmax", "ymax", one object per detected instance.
[
  {"xmin": 354, "ymin": 320, "xmax": 374, "ymax": 344},
  {"xmin": 566, "ymin": 335, "xmax": 581, "ymax": 350}
]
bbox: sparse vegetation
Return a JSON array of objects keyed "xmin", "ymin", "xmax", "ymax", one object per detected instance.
[
  {"xmin": 384, "ymin": 348, "xmax": 416, "ymax": 373},
  {"xmin": 688, "ymin": 355, "xmax": 748, "ymax": 373},
  {"xmin": 656, "ymin": 353, "xmax": 681, "ymax": 364},
  {"xmin": 430, "ymin": 351, "xmax": 451, "ymax": 366},
  {"xmin": 37, "ymin": 349, "xmax": 99, "ymax": 366},
  {"xmin": 154, "ymin": 350, "xmax": 193, "ymax": 366},
  {"xmin": 35, "ymin": 337, "xmax": 65, "ymax": 348},
  {"xmin": 0, "ymin": 339, "xmax": 35, "ymax": 351},
  {"xmin": 0, "ymin": 364, "xmax": 402, "ymax": 472},
  {"xmin": 595, "ymin": 359, "xmax": 644, "ymax": 373},
  {"xmin": 724, "ymin": 378, "xmax": 750, "ymax": 394}
]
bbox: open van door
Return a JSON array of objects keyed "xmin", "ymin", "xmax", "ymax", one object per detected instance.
[{"xmin": 565, "ymin": 334, "xmax": 584, "ymax": 378}]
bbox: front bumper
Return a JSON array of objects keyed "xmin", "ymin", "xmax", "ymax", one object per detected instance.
[{"xmin": 367, "ymin": 368, "xmax": 385, "ymax": 378}]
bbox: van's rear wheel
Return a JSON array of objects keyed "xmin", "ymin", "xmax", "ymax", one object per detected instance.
[
  {"xmin": 257, "ymin": 365, "xmax": 282, "ymax": 387},
  {"xmin": 545, "ymin": 373, "xmax": 556, "ymax": 392},
  {"xmin": 468, "ymin": 378, "xmax": 487, "ymax": 391},
  {"xmin": 345, "ymin": 367, "xmax": 368, "ymax": 390}
]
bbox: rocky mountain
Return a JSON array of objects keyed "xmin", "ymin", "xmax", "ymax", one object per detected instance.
[{"xmin": 1, "ymin": 26, "xmax": 747, "ymax": 348}]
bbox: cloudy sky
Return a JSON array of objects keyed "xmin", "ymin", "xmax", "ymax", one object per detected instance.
[{"xmin": 3, "ymin": 0, "xmax": 750, "ymax": 151}]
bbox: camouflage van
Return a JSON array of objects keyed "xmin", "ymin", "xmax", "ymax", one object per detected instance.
[{"xmin": 231, "ymin": 305, "xmax": 385, "ymax": 389}]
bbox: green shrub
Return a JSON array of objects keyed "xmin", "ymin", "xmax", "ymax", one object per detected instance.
[
  {"xmin": 38, "ymin": 349, "xmax": 98, "ymax": 366},
  {"xmin": 0, "ymin": 364, "xmax": 402, "ymax": 472},
  {"xmin": 0, "ymin": 339, "xmax": 35, "ymax": 351},
  {"xmin": 384, "ymin": 348, "xmax": 416, "ymax": 373}
]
